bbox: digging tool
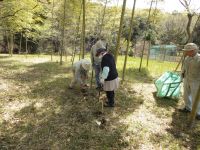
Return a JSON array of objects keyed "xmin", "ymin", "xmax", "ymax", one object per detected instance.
[
  {"xmin": 98, "ymin": 85, "xmax": 104, "ymax": 113},
  {"xmin": 90, "ymin": 69, "xmax": 94, "ymax": 89},
  {"xmin": 174, "ymin": 55, "xmax": 185, "ymax": 72}
]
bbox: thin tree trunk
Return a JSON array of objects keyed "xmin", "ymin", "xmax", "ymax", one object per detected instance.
[
  {"xmin": 19, "ymin": 32, "xmax": 22, "ymax": 54},
  {"xmin": 190, "ymin": 14, "xmax": 200, "ymax": 42},
  {"xmin": 72, "ymin": 2, "xmax": 82, "ymax": 65},
  {"xmin": 6, "ymin": 31, "xmax": 10, "ymax": 55},
  {"xmin": 10, "ymin": 33, "xmax": 13, "ymax": 56},
  {"xmin": 146, "ymin": 0, "xmax": 158, "ymax": 66},
  {"xmin": 114, "ymin": 0, "xmax": 127, "ymax": 63},
  {"xmin": 122, "ymin": 0, "xmax": 136, "ymax": 82},
  {"xmin": 146, "ymin": 41, "xmax": 151, "ymax": 66},
  {"xmin": 60, "ymin": 0, "xmax": 67, "ymax": 65},
  {"xmin": 134, "ymin": 39, "xmax": 137, "ymax": 57},
  {"xmin": 139, "ymin": 40, "xmax": 146, "ymax": 71},
  {"xmin": 51, "ymin": 0, "xmax": 54, "ymax": 61},
  {"xmin": 99, "ymin": 0, "xmax": 108, "ymax": 36},
  {"xmin": 81, "ymin": 0, "xmax": 86, "ymax": 59},
  {"xmin": 163, "ymin": 45, "xmax": 167, "ymax": 61},
  {"xmin": 109, "ymin": 0, "xmax": 119, "ymax": 42},
  {"xmin": 186, "ymin": 13, "xmax": 193, "ymax": 43},
  {"xmin": 25, "ymin": 34, "xmax": 28, "ymax": 58},
  {"xmin": 139, "ymin": 0, "xmax": 153, "ymax": 72}
]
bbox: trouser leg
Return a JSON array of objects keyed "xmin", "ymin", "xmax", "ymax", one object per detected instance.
[
  {"xmin": 106, "ymin": 91, "xmax": 115, "ymax": 106},
  {"xmin": 183, "ymin": 79, "xmax": 192, "ymax": 111},
  {"xmin": 190, "ymin": 81, "xmax": 200, "ymax": 115},
  {"xmin": 94, "ymin": 64, "xmax": 101, "ymax": 87}
]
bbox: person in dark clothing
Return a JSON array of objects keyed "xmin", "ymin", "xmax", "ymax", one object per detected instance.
[{"xmin": 96, "ymin": 48, "xmax": 119, "ymax": 107}]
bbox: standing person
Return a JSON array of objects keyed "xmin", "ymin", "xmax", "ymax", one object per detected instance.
[
  {"xmin": 90, "ymin": 39, "xmax": 106, "ymax": 89},
  {"xmin": 69, "ymin": 59, "xmax": 91, "ymax": 90},
  {"xmin": 96, "ymin": 48, "xmax": 119, "ymax": 107},
  {"xmin": 180, "ymin": 43, "xmax": 200, "ymax": 120}
]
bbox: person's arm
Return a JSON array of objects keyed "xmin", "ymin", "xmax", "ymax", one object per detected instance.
[
  {"xmin": 101, "ymin": 66, "xmax": 110, "ymax": 79},
  {"xmin": 100, "ymin": 66, "xmax": 109, "ymax": 84}
]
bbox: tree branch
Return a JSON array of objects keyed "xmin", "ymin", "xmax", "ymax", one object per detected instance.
[
  {"xmin": 179, "ymin": 0, "xmax": 191, "ymax": 13},
  {"xmin": 0, "ymin": 8, "xmax": 23, "ymax": 19}
]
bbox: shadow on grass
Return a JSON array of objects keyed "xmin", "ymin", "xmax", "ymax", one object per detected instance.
[
  {"xmin": 152, "ymin": 92, "xmax": 200, "ymax": 149},
  {"xmin": 0, "ymin": 59, "xmax": 25, "ymax": 71},
  {"xmin": 153, "ymin": 92, "xmax": 179, "ymax": 108},
  {"xmin": 166, "ymin": 109, "xmax": 200, "ymax": 150},
  {"xmin": 118, "ymin": 67, "xmax": 154, "ymax": 83},
  {"xmin": 0, "ymin": 60, "xmax": 145, "ymax": 149},
  {"xmin": 0, "ymin": 55, "xmax": 10, "ymax": 59}
]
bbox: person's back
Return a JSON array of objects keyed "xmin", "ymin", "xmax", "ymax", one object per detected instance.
[
  {"xmin": 91, "ymin": 40, "xmax": 106, "ymax": 65},
  {"xmin": 101, "ymin": 53, "xmax": 118, "ymax": 81},
  {"xmin": 184, "ymin": 53, "xmax": 200, "ymax": 81},
  {"xmin": 70, "ymin": 59, "xmax": 91, "ymax": 89}
]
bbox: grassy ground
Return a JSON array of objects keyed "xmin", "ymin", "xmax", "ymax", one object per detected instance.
[{"xmin": 0, "ymin": 54, "xmax": 200, "ymax": 150}]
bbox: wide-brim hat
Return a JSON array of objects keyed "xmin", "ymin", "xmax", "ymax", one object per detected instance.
[
  {"xmin": 182, "ymin": 43, "xmax": 199, "ymax": 51},
  {"xmin": 81, "ymin": 59, "xmax": 91, "ymax": 71},
  {"xmin": 95, "ymin": 48, "xmax": 107, "ymax": 57}
]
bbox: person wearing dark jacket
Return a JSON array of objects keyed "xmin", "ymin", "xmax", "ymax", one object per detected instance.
[{"xmin": 96, "ymin": 48, "xmax": 119, "ymax": 107}]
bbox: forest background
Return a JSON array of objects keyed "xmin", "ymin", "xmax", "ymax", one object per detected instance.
[{"xmin": 1, "ymin": 0, "xmax": 200, "ymax": 58}]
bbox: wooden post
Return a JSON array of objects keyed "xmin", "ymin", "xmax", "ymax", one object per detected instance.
[
  {"xmin": 90, "ymin": 69, "xmax": 94, "ymax": 89},
  {"xmin": 189, "ymin": 85, "xmax": 200, "ymax": 127}
]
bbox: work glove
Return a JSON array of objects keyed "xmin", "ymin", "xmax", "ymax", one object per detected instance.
[{"xmin": 100, "ymin": 78, "xmax": 104, "ymax": 85}]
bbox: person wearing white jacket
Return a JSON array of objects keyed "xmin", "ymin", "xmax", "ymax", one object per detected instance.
[
  {"xmin": 69, "ymin": 59, "xmax": 91, "ymax": 89},
  {"xmin": 180, "ymin": 43, "xmax": 200, "ymax": 120}
]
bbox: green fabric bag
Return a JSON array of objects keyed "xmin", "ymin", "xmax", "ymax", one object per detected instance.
[{"xmin": 155, "ymin": 71, "xmax": 182, "ymax": 99}]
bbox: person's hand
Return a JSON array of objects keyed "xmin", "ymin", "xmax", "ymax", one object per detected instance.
[
  {"xmin": 181, "ymin": 72, "xmax": 184, "ymax": 78},
  {"xmin": 81, "ymin": 83, "xmax": 88, "ymax": 88},
  {"xmin": 100, "ymin": 78, "xmax": 104, "ymax": 84}
]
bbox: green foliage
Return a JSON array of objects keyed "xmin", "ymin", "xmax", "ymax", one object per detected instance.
[
  {"xmin": 159, "ymin": 13, "xmax": 187, "ymax": 44},
  {"xmin": 128, "ymin": 49, "xmax": 134, "ymax": 57}
]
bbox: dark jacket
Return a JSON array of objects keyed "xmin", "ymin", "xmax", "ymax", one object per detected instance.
[{"xmin": 101, "ymin": 53, "xmax": 118, "ymax": 81}]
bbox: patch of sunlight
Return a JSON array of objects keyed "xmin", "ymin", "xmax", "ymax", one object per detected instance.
[
  {"xmin": 52, "ymin": 73, "xmax": 72, "ymax": 79},
  {"xmin": 34, "ymin": 102, "xmax": 43, "ymax": 109},
  {"xmin": 20, "ymin": 57, "xmax": 50, "ymax": 64},
  {"xmin": 2, "ymin": 101, "xmax": 31, "ymax": 121},
  {"xmin": 118, "ymin": 105, "xmax": 173, "ymax": 149},
  {"xmin": 0, "ymin": 82, "xmax": 8, "ymax": 91},
  {"xmin": 54, "ymin": 106, "xmax": 62, "ymax": 114},
  {"xmin": 119, "ymin": 106, "xmax": 171, "ymax": 135},
  {"xmin": 140, "ymin": 143, "xmax": 156, "ymax": 150}
]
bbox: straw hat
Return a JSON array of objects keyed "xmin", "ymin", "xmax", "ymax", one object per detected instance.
[
  {"xmin": 183, "ymin": 43, "xmax": 199, "ymax": 51},
  {"xmin": 81, "ymin": 59, "xmax": 91, "ymax": 71}
]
